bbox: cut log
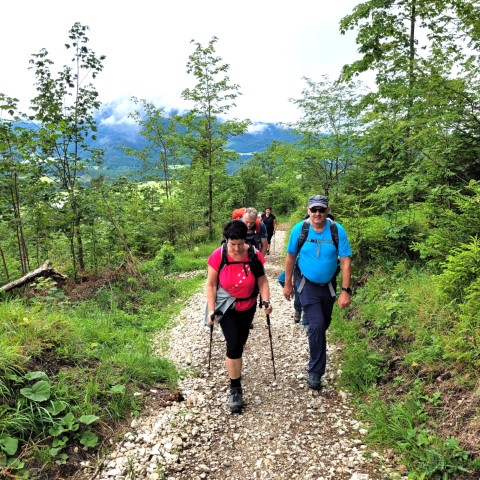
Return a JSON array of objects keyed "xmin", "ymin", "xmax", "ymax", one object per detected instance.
[{"xmin": 0, "ymin": 260, "xmax": 68, "ymax": 292}]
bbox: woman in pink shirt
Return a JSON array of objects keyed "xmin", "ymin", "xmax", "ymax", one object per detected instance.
[{"xmin": 206, "ymin": 220, "xmax": 273, "ymax": 413}]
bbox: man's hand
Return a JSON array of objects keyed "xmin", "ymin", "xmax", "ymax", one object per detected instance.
[
  {"xmin": 283, "ymin": 284, "xmax": 294, "ymax": 301},
  {"xmin": 337, "ymin": 291, "xmax": 351, "ymax": 309}
]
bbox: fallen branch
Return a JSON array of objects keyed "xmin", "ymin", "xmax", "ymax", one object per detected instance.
[{"xmin": 0, "ymin": 260, "xmax": 68, "ymax": 292}]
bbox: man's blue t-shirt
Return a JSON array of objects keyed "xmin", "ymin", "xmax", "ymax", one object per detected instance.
[{"xmin": 286, "ymin": 220, "xmax": 352, "ymax": 284}]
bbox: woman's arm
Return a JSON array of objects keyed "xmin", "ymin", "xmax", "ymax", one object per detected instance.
[
  {"xmin": 257, "ymin": 275, "xmax": 273, "ymax": 314},
  {"xmin": 205, "ymin": 265, "xmax": 219, "ymax": 323}
]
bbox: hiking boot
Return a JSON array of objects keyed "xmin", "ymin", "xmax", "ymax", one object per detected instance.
[
  {"xmin": 229, "ymin": 386, "xmax": 243, "ymax": 412},
  {"xmin": 294, "ymin": 310, "xmax": 301, "ymax": 323},
  {"xmin": 307, "ymin": 372, "xmax": 322, "ymax": 390}
]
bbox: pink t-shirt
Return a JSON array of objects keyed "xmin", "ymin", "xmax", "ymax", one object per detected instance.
[{"xmin": 208, "ymin": 246, "xmax": 265, "ymax": 311}]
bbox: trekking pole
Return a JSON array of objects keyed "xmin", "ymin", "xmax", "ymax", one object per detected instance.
[
  {"xmin": 262, "ymin": 302, "xmax": 276, "ymax": 379},
  {"xmin": 208, "ymin": 312, "xmax": 215, "ymax": 371},
  {"xmin": 208, "ymin": 310, "xmax": 222, "ymax": 370},
  {"xmin": 273, "ymin": 233, "xmax": 276, "ymax": 254}
]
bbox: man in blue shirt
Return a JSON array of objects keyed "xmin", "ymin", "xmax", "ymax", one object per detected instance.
[{"xmin": 283, "ymin": 195, "xmax": 352, "ymax": 390}]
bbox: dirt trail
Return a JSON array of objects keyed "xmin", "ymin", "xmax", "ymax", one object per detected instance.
[{"xmin": 79, "ymin": 229, "xmax": 400, "ymax": 480}]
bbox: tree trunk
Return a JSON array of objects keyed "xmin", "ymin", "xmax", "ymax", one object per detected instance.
[
  {"xmin": 0, "ymin": 260, "xmax": 67, "ymax": 292},
  {"xmin": 0, "ymin": 244, "xmax": 10, "ymax": 282},
  {"xmin": 11, "ymin": 170, "xmax": 30, "ymax": 274}
]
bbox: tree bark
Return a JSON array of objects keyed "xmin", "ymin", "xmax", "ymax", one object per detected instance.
[{"xmin": 0, "ymin": 260, "xmax": 68, "ymax": 292}]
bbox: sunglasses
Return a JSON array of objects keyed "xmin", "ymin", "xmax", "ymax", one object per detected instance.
[{"xmin": 310, "ymin": 207, "xmax": 327, "ymax": 213}]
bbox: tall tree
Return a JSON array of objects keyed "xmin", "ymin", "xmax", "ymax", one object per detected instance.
[
  {"xmin": 290, "ymin": 75, "xmax": 366, "ymax": 195},
  {"xmin": 29, "ymin": 22, "xmax": 105, "ymax": 278},
  {"xmin": 339, "ymin": 0, "xmax": 480, "ymax": 192},
  {"xmin": 180, "ymin": 37, "xmax": 250, "ymax": 239},
  {"xmin": 0, "ymin": 95, "xmax": 35, "ymax": 276},
  {"xmin": 125, "ymin": 98, "xmax": 183, "ymax": 199}
]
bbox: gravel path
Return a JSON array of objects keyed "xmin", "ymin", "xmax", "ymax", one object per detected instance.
[{"xmin": 80, "ymin": 229, "xmax": 402, "ymax": 480}]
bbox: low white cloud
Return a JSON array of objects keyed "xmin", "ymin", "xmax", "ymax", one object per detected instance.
[
  {"xmin": 247, "ymin": 123, "xmax": 270, "ymax": 134},
  {"xmin": 97, "ymin": 97, "xmax": 137, "ymax": 126}
]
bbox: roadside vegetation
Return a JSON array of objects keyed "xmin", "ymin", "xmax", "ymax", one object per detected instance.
[
  {"xmin": 0, "ymin": 245, "xmax": 211, "ymax": 479},
  {"xmin": 2, "ymin": 2, "xmax": 480, "ymax": 478}
]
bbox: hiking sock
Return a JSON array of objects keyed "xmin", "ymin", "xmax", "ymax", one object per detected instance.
[{"xmin": 230, "ymin": 377, "xmax": 241, "ymax": 389}]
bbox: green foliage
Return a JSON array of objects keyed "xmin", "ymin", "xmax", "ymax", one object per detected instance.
[
  {"xmin": 28, "ymin": 23, "xmax": 106, "ymax": 277},
  {"xmin": 411, "ymin": 184, "xmax": 480, "ymax": 266},
  {"xmin": 158, "ymin": 243, "xmax": 175, "ymax": 273},
  {"xmin": 232, "ymin": 141, "xmax": 310, "ymax": 215},
  {"xmin": 290, "ymin": 75, "xmax": 365, "ymax": 195},
  {"xmin": 434, "ymin": 236, "xmax": 480, "ymax": 302},
  {"xmin": 343, "ymin": 213, "xmax": 421, "ymax": 274},
  {"xmin": 360, "ymin": 382, "xmax": 479, "ymax": 479},
  {"xmin": 1, "ymin": 3, "xmax": 480, "ymax": 478},
  {"xmin": 0, "ymin": 243, "xmax": 207, "ymax": 477},
  {"xmin": 341, "ymin": 340, "xmax": 386, "ymax": 393},
  {"xmin": 433, "ymin": 237, "xmax": 480, "ymax": 364},
  {"xmin": 332, "ymin": 262, "xmax": 480, "ymax": 478},
  {"xmin": 0, "ymin": 369, "xmax": 100, "ymax": 477}
]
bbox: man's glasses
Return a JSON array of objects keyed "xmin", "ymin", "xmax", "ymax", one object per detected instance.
[{"xmin": 310, "ymin": 207, "xmax": 326, "ymax": 214}]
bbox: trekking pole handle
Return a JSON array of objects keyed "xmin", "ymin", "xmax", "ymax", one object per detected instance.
[
  {"xmin": 208, "ymin": 311, "xmax": 216, "ymax": 325},
  {"xmin": 209, "ymin": 309, "xmax": 222, "ymax": 323},
  {"xmin": 261, "ymin": 301, "xmax": 270, "ymax": 308}
]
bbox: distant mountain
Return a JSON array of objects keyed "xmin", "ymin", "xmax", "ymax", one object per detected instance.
[{"xmin": 92, "ymin": 110, "xmax": 300, "ymax": 177}]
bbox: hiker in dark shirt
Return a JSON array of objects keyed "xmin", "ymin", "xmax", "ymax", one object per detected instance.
[{"xmin": 261, "ymin": 206, "xmax": 277, "ymax": 255}]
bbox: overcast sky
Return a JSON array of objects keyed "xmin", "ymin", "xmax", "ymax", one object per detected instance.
[{"xmin": 2, "ymin": 0, "xmax": 365, "ymax": 126}]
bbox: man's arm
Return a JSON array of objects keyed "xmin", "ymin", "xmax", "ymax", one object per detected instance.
[
  {"xmin": 283, "ymin": 253, "xmax": 296, "ymax": 301},
  {"xmin": 259, "ymin": 222, "xmax": 268, "ymax": 256},
  {"xmin": 337, "ymin": 256, "xmax": 352, "ymax": 309},
  {"xmin": 260, "ymin": 237, "xmax": 268, "ymax": 256}
]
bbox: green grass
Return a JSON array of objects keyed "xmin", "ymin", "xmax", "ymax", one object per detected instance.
[
  {"xmin": 0, "ymin": 248, "xmax": 206, "ymax": 479},
  {"xmin": 330, "ymin": 265, "xmax": 480, "ymax": 479}
]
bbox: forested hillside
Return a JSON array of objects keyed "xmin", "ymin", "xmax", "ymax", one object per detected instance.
[
  {"xmin": 92, "ymin": 111, "xmax": 300, "ymax": 176},
  {"xmin": 1, "ymin": 4, "xmax": 480, "ymax": 479}
]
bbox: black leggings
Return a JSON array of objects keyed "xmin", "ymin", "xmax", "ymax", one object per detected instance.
[{"xmin": 220, "ymin": 304, "xmax": 256, "ymax": 359}]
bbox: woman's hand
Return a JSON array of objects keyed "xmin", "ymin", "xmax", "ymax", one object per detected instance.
[
  {"xmin": 207, "ymin": 311, "xmax": 216, "ymax": 325},
  {"xmin": 261, "ymin": 301, "xmax": 273, "ymax": 315}
]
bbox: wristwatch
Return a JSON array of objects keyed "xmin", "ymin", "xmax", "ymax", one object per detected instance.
[
  {"xmin": 341, "ymin": 287, "xmax": 352, "ymax": 295},
  {"xmin": 262, "ymin": 301, "xmax": 270, "ymax": 308}
]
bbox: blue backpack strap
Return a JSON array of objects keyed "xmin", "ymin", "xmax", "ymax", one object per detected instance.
[{"xmin": 297, "ymin": 218, "xmax": 338, "ymax": 254}]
